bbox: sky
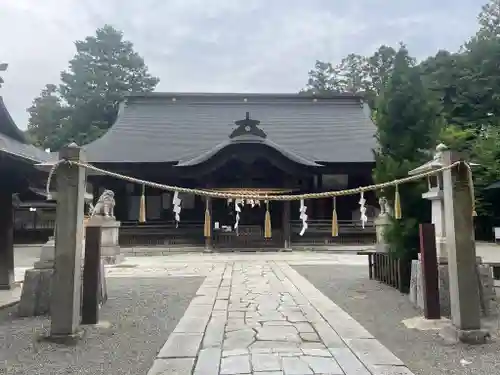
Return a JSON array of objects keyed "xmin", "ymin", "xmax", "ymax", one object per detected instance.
[{"xmin": 0, "ymin": 0, "xmax": 484, "ymax": 129}]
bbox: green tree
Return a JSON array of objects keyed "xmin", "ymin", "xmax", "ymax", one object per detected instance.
[
  {"xmin": 373, "ymin": 46, "xmax": 441, "ymax": 258},
  {"xmin": 27, "ymin": 24, "xmax": 159, "ymax": 150},
  {"xmin": 303, "ymin": 46, "xmax": 397, "ymax": 108},
  {"xmin": 336, "ymin": 53, "xmax": 370, "ymax": 94},
  {"xmin": 304, "ymin": 60, "xmax": 339, "ymax": 93},
  {"xmin": 476, "ymin": 0, "xmax": 500, "ymax": 40},
  {"xmin": 26, "ymin": 84, "xmax": 68, "ymax": 150},
  {"xmin": 367, "ymin": 45, "xmax": 397, "ymax": 96}
]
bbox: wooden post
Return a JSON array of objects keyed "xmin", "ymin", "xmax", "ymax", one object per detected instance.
[
  {"xmin": 419, "ymin": 223, "xmax": 441, "ymax": 320},
  {"xmin": 0, "ymin": 190, "xmax": 14, "ymax": 290},
  {"xmin": 282, "ymin": 200, "xmax": 291, "ymax": 250},
  {"xmin": 49, "ymin": 143, "xmax": 86, "ymax": 342},
  {"xmin": 440, "ymin": 150, "xmax": 489, "ymax": 343},
  {"xmin": 81, "ymin": 226, "xmax": 101, "ymax": 325}
]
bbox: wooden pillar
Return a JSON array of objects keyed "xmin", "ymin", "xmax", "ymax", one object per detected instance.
[
  {"xmin": 440, "ymin": 150, "xmax": 489, "ymax": 343},
  {"xmin": 419, "ymin": 223, "xmax": 441, "ymax": 320},
  {"xmin": 282, "ymin": 200, "xmax": 291, "ymax": 250},
  {"xmin": 0, "ymin": 190, "xmax": 14, "ymax": 290},
  {"xmin": 49, "ymin": 143, "xmax": 86, "ymax": 342},
  {"xmin": 81, "ymin": 226, "xmax": 101, "ymax": 325}
]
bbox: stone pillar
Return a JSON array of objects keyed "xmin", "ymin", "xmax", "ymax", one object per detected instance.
[
  {"xmin": 374, "ymin": 214, "xmax": 390, "ymax": 252},
  {"xmin": 422, "ymin": 190, "xmax": 447, "ymax": 261},
  {"xmin": 0, "ymin": 191, "xmax": 14, "ymax": 290},
  {"xmin": 95, "ymin": 217, "xmax": 122, "ymax": 265},
  {"xmin": 49, "ymin": 143, "xmax": 86, "ymax": 341},
  {"xmin": 282, "ymin": 200, "xmax": 291, "ymax": 250},
  {"xmin": 440, "ymin": 150, "xmax": 489, "ymax": 344}
]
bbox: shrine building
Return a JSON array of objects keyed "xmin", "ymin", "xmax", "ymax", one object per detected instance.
[{"xmin": 83, "ymin": 92, "xmax": 379, "ymax": 250}]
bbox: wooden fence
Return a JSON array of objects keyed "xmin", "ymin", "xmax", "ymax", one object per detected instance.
[{"xmin": 359, "ymin": 251, "xmax": 413, "ymax": 294}]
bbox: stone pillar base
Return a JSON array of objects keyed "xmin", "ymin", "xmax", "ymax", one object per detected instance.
[
  {"xmin": 409, "ymin": 260, "xmax": 496, "ymax": 318},
  {"xmin": 375, "ymin": 215, "xmax": 390, "ymax": 253},
  {"xmin": 18, "ymin": 268, "xmax": 54, "ymax": 317},
  {"xmin": 18, "ymin": 265, "xmax": 108, "ymax": 317},
  {"xmin": 101, "ymin": 246, "xmax": 124, "ymax": 265},
  {"xmin": 439, "ymin": 325, "xmax": 490, "ymax": 345}
]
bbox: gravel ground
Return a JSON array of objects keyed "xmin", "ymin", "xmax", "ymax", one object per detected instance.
[
  {"xmin": 294, "ymin": 264, "xmax": 500, "ymax": 375},
  {"xmin": 0, "ymin": 276, "xmax": 203, "ymax": 375}
]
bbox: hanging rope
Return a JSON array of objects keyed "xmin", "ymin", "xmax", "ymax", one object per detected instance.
[
  {"xmin": 359, "ymin": 191, "xmax": 368, "ymax": 229},
  {"xmin": 46, "ymin": 159, "xmax": 463, "ymax": 202},
  {"xmin": 139, "ymin": 184, "xmax": 146, "ymax": 223},
  {"xmin": 299, "ymin": 199, "xmax": 308, "ymax": 236},
  {"xmin": 204, "ymin": 198, "xmax": 211, "ymax": 237},
  {"xmin": 394, "ymin": 184, "xmax": 402, "ymax": 220},
  {"xmin": 172, "ymin": 192, "xmax": 181, "ymax": 227},
  {"xmin": 331, "ymin": 197, "xmax": 338, "ymax": 237},
  {"xmin": 464, "ymin": 162, "xmax": 477, "ymax": 217},
  {"xmin": 264, "ymin": 200, "xmax": 272, "ymax": 238}
]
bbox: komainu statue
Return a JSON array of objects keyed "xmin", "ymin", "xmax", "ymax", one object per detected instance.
[{"xmin": 89, "ymin": 189, "xmax": 115, "ymax": 218}]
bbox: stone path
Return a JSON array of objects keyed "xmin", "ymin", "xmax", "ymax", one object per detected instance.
[{"xmin": 146, "ymin": 256, "xmax": 413, "ymax": 375}]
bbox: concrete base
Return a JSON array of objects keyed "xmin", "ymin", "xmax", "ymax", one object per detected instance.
[
  {"xmin": 40, "ymin": 328, "xmax": 85, "ymax": 345},
  {"xmin": 18, "ymin": 262, "xmax": 108, "ymax": 317},
  {"xmin": 18, "ymin": 268, "xmax": 53, "ymax": 317},
  {"xmin": 439, "ymin": 325, "xmax": 491, "ymax": 345},
  {"xmin": 101, "ymin": 246, "xmax": 124, "ymax": 265},
  {"xmin": 409, "ymin": 260, "xmax": 496, "ymax": 317}
]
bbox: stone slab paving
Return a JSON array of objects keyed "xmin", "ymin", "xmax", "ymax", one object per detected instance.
[{"xmin": 146, "ymin": 255, "xmax": 413, "ymax": 375}]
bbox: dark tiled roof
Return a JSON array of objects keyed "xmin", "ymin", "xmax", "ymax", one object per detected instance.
[
  {"xmin": 84, "ymin": 93, "xmax": 377, "ymax": 164},
  {"xmin": 0, "ymin": 96, "xmax": 54, "ymax": 163}
]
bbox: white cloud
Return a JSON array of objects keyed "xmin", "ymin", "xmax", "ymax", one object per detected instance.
[{"xmin": 0, "ymin": 0, "xmax": 482, "ymax": 128}]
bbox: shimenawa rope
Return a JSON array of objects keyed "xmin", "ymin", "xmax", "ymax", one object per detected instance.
[{"xmin": 45, "ymin": 159, "xmax": 462, "ymax": 202}]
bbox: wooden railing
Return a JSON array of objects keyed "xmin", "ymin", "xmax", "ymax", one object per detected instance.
[
  {"xmin": 359, "ymin": 251, "xmax": 412, "ymax": 294},
  {"xmin": 213, "ymin": 226, "xmax": 283, "ymax": 250},
  {"xmin": 290, "ymin": 219, "xmax": 376, "ymax": 246},
  {"xmin": 14, "ymin": 219, "xmax": 56, "ymax": 244},
  {"xmin": 119, "ymin": 219, "xmax": 376, "ymax": 247},
  {"xmin": 119, "ymin": 220, "xmax": 205, "ymax": 247}
]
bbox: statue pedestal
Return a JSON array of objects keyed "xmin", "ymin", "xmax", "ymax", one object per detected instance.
[
  {"xmin": 87, "ymin": 216, "xmax": 123, "ymax": 265},
  {"xmin": 375, "ymin": 215, "xmax": 390, "ymax": 252},
  {"xmin": 18, "ymin": 229, "xmax": 109, "ymax": 317}
]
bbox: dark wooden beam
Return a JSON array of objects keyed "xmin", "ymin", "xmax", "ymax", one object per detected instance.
[
  {"xmin": 0, "ymin": 189, "xmax": 14, "ymax": 290},
  {"xmin": 419, "ymin": 223, "xmax": 441, "ymax": 320}
]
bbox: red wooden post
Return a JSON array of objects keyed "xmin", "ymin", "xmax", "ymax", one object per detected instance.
[{"xmin": 419, "ymin": 223, "xmax": 441, "ymax": 319}]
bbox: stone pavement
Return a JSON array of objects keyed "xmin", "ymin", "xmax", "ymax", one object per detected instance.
[{"xmin": 138, "ymin": 254, "xmax": 413, "ymax": 375}]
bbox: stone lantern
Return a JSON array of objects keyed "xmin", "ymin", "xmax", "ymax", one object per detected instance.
[{"xmin": 409, "ymin": 143, "xmax": 448, "ymax": 262}]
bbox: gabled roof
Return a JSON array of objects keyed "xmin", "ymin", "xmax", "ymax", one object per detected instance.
[
  {"xmin": 84, "ymin": 92, "xmax": 377, "ymax": 164},
  {"xmin": 0, "ymin": 96, "xmax": 54, "ymax": 163}
]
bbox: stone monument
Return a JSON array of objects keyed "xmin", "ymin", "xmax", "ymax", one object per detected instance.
[
  {"xmin": 407, "ymin": 144, "xmax": 495, "ymax": 320},
  {"xmin": 88, "ymin": 189, "xmax": 123, "ymax": 265}
]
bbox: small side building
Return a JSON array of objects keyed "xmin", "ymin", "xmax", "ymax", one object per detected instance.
[
  {"xmin": 84, "ymin": 92, "xmax": 379, "ymax": 250},
  {"xmin": 0, "ymin": 96, "xmax": 53, "ymax": 289}
]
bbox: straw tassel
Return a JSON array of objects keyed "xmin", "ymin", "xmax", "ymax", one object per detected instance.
[
  {"xmin": 139, "ymin": 184, "xmax": 146, "ymax": 223},
  {"xmin": 465, "ymin": 163, "xmax": 477, "ymax": 217},
  {"xmin": 264, "ymin": 200, "xmax": 272, "ymax": 238},
  {"xmin": 204, "ymin": 198, "xmax": 211, "ymax": 237},
  {"xmin": 394, "ymin": 185, "xmax": 402, "ymax": 220},
  {"xmin": 332, "ymin": 197, "xmax": 339, "ymax": 237}
]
